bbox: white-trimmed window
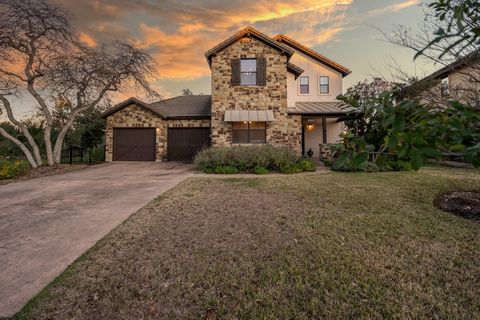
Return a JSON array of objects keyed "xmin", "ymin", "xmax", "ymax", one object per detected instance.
[
  {"xmin": 299, "ymin": 76, "xmax": 309, "ymax": 94},
  {"xmin": 319, "ymin": 76, "xmax": 329, "ymax": 94}
]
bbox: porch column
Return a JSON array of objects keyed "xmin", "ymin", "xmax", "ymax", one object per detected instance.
[{"xmin": 322, "ymin": 116, "xmax": 327, "ymax": 144}]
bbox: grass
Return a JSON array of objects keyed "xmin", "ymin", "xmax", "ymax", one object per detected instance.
[{"xmin": 13, "ymin": 166, "xmax": 480, "ymax": 319}]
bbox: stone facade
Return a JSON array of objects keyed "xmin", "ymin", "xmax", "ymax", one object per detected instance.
[
  {"xmin": 210, "ymin": 37, "xmax": 302, "ymax": 153},
  {"xmin": 105, "ymin": 103, "xmax": 210, "ymax": 161}
]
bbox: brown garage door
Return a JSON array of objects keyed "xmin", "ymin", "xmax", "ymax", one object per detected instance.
[
  {"xmin": 167, "ymin": 128, "xmax": 210, "ymax": 161},
  {"xmin": 113, "ymin": 128, "xmax": 156, "ymax": 161}
]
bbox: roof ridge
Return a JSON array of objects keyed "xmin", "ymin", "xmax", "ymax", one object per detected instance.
[{"xmin": 150, "ymin": 94, "xmax": 212, "ymax": 105}]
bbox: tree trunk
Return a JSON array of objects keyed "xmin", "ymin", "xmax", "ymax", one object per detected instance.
[
  {"xmin": 43, "ymin": 124, "xmax": 54, "ymax": 166},
  {"xmin": 26, "ymin": 82, "xmax": 54, "ymax": 166},
  {"xmin": 0, "ymin": 96, "xmax": 43, "ymax": 165},
  {"xmin": 52, "ymin": 117, "xmax": 76, "ymax": 164},
  {"xmin": 0, "ymin": 127, "xmax": 39, "ymax": 168}
]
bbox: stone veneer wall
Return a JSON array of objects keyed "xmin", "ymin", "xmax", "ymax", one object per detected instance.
[
  {"xmin": 105, "ymin": 103, "xmax": 210, "ymax": 161},
  {"xmin": 210, "ymin": 37, "xmax": 302, "ymax": 153}
]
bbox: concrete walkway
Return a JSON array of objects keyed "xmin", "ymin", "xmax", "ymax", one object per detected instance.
[{"xmin": 0, "ymin": 162, "xmax": 193, "ymax": 317}]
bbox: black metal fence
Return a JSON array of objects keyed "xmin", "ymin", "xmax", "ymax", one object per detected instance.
[{"xmin": 60, "ymin": 145, "xmax": 105, "ymax": 165}]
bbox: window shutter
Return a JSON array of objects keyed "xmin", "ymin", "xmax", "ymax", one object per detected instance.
[
  {"xmin": 231, "ymin": 59, "xmax": 240, "ymax": 86},
  {"xmin": 257, "ymin": 57, "xmax": 266, "ymax": 86}
]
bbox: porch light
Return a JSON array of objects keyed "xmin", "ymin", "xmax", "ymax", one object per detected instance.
[
  {"xmin": 156, "ymin": 128, "xmax": 160, "ymax": 132},
  {"xmin": 306, "ymin": 119, "xmax": 315, "ymax": 131}
]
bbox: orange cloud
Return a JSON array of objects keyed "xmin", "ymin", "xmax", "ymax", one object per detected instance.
[
  {"xmin": 289, "ymin": 27, "xmax": 345, "ymax": 47},
  {"xmin": 79, "ymin": 32, "xmax": 97, "ymax": 47},
  {"xmin": 134, "ymin": 23, "xmax": 215, "ymax": 80},
  {"xmin": 368, "ymin": 0, "xmax": 418, "ymax": 16}
]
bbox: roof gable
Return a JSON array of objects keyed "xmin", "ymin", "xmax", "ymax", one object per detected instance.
[
  {"xmin": 273, "ymin": 34, "xmax": 351, "ymax": 77},
  {"xmin": 205, "ymin": 26, "xmax": 294, "ymax": 66},
  {"xmin": 101, "ymin": 97, "xmax": 163, "ymax": 119}
]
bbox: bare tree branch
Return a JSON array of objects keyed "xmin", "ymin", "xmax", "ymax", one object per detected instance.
[{"xmin": 0, "ymin": 0, "xmax": 159, "ymax": 166}]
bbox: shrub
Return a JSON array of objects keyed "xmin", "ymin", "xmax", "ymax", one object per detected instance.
[
  {"xmin": 392, "ymin": 160, "xmax": 413, "ymax": 171},
  {"xmin": 194, "ymin": 145, "xmax": 315, "ymax": 174},
  {"xmin": 0, "ymin": 158, "xmax": 30, "ymax": 179},
  {"xmin": 214, "ymin": 166, "xmax": 239, "ymax": 174},
  {"xmin": 331, "ymin": 159, "xmax": 380, "ymax": 172},
  {"xmin": 253, "ymin": 166, "xmax": 269, "ymax": 174},
  {"xmin": 297, "ymin": 158, "xmax": 316, "ymax": 172}
]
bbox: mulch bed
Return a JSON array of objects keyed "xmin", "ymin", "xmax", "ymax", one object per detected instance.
[
  {"xmin": 434, "ymin": 191, "xmax": 480, "ymax": 222},
  {"xmin": 0, "ymin": 164, "xmax": 88, "ymax": 186}
]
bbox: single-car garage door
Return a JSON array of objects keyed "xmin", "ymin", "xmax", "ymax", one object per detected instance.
[
  {"xmin": 113, "ymin": 128, "xmax": 156, "ymax": 161},
  {"xmin": 167, "ymin": 128, "xmax": 210, "ymax": 161}
]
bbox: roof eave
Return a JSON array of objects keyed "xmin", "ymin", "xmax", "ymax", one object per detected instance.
[
  {"xmin": 288, "ymin": 111, "xmax": 355, "ymax": 117},
  {"xmin": 101, "ymin": 97, "xmax": 165, "ymax": 119},
  {"xmin": 274, "ymin": 34, "xmax": 352, "ymax": 77}
]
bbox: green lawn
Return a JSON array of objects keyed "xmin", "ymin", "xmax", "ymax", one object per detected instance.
[{"xmin": 15, "ymin": 166, "xmax": 480, "ymax": 319}]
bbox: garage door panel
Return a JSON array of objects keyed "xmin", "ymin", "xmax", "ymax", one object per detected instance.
[
  {"xmin": 113, "ymin": 128, "xmax": 156, "ymax": 161},
  {"xmin": 168, "ymin": 128, "xmax": 210, "ymax": 161}
]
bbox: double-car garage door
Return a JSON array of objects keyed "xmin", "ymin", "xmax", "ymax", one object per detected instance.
[{"xmin": 113, "ymin": 127, "xmax": 210, "ymax": 162}]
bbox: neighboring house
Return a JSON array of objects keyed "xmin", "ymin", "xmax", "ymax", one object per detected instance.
[
  {"xmin": 405, "ymin": 49, "xmax": 480, "ymax": 109},
  {"xmin": 102, "ymin": 26, "xmax": 353, "ymax": 162}
]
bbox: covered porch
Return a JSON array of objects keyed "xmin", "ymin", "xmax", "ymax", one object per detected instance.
[{"xmin": 288, "ymin": 102, "xmax": 358, "ymax": 159}]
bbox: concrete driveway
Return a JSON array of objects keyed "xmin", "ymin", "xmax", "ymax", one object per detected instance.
[{"xmin": 0, "ymin": 162, "xmax": 194, "ymax": 317}]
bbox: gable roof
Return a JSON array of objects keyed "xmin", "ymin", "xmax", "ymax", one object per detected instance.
[
  {"xmin": 101, "ymin": 97, "xmax": 160, "ymax": 118},
  {"xmin": 205, "ymin": 26, "xmax": 294, "ymax": 66},
  {"xmin": 101, "ymin": 95, "xmax": 211, "ymax": 119},
  {"xmin": 273, "ymin": 34, "xmax": 352, "ymax": 77}
]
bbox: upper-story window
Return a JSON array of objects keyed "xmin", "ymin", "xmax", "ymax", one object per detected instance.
[
  {"xmin": 319, "ymin": 76, "xmax": 329, "ymax": 94},
  {"xmin": 240, "ymin": 59, "xmax": 257, "ymax": 85},
  {"xmin": 441, "ymin": 76, "xmax": 449, "ymax": 97},
  {"xmin": 299, "ymin": 76, "xmax": 309, "ymax": 94},
  {"xmin": 231, "ymin": 58, "xmax": 266, "ymax": 86}
]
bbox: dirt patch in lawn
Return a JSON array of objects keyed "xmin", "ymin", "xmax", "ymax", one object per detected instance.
[
  {"xmin": 0, "ymin": 164, "xmax": 88, "ymax": 186},
  {"xmin": 434, "ymin": 191, "xmax": 480, "ymax": 221}
]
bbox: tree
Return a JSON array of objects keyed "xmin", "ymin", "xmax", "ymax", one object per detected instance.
[
  {"xmin": 416, "ymin": 0, "xmax": 480, "ymax": 59},
  {"xmin": 338, "ymin": 78, "xmax": 400, "ymax": 149},
  {"xmin": 0, "ymin": 0, "xmax": 158, "ymax": 168}
]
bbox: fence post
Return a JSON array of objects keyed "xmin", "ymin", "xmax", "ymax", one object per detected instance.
[
  {"xmin": 89, "ymin": 150, "xmax": 91, "ymax": 164},
  {"xmin": 80, "ymin": 148, "xmax": 83, "ymax": 163},
  {"xmin": 69, "ymin": 146, "xmax": 73, "ymax": 165}
]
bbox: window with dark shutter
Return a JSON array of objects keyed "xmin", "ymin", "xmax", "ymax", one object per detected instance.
[
  {"xmin": 231, "ymin": 59, "xmax": 240, "ymax": 86},
  {"xmin": 256, "ymin": 57, "xmax": 266, "ymax": 86}
]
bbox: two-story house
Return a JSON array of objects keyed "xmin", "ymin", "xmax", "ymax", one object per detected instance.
[{"xmin": 102, "ymin": 26, "xmax": 353, "ymax": 162}]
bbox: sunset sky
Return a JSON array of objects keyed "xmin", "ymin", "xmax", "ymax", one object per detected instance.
[{"xmin": 8, "ymin": 0, "xmax": 439, "ymax": 117}]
